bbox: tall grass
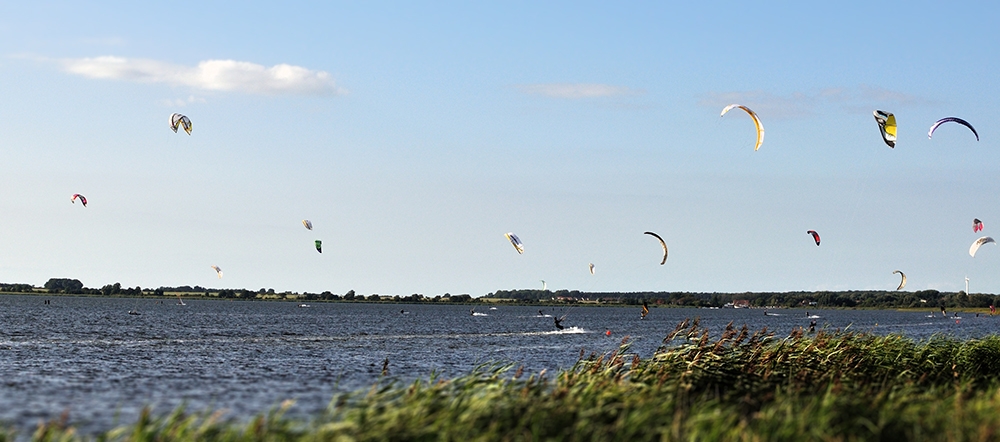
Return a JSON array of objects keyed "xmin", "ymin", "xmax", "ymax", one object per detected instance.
[{"xmin": 14, "ymin": 320, "xmax": 1000, "ymax": 441}]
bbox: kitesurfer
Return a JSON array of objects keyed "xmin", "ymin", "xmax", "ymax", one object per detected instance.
[{"xmin": 554, "ymin": 315, "xmax": 565, "ymax": 330}]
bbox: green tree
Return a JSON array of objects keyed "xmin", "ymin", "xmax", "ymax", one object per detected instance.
[{"xmin": 44, "ymin": 278, "xmax": 84, "ymax": 294}]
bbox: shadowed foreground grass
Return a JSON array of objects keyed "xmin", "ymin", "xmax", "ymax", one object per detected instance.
[{"xmin": 14, "ymin": 319, "xmax": 1000, "ymax": 441}]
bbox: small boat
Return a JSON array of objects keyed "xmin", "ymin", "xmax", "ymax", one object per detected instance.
[
  {"xmin": 176, "ymin": 292, "xmax": 186, "ymax": 306},
  {"xmin": 297, "ymin": 304, "xmax": 311, "ymax": 308},
  {"xmin": 128, "ymin": 309, "xmax": 141, "ymax": 316}
]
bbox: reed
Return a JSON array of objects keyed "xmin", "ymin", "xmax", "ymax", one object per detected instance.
[{"xmin": 12, "ymin": 320, "xmax": 1000, "ymax": 441}]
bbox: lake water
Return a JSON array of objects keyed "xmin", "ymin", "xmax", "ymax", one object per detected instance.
[{"xmin": 1, "ymin": 295, "xmax": 996, "ymax": 434}]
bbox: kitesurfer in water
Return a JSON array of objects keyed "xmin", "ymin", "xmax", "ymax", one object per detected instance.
[
  {"xmin": 554, "ymin": 315, "xmax": 565, "ymax": 330},
  {"xmin": 809, "ymin": 320, "xmax": 816, "ymax": 333}
]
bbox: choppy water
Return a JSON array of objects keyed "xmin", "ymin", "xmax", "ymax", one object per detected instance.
[{"xmin": 1, "ymin": 295, "xmax": 997, "ymax": 434}]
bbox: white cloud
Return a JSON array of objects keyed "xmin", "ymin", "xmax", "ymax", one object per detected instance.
[
  {"xmin": 60, "ymin": 56, "xmax": 344, "ymax": 96},
  {"xmin": 516, "ymin": 83, "xmax": 641, "ymax": 99},
  {"xmin": 701, "ymin": 86, "xmax": 938, "ymax": 120}
]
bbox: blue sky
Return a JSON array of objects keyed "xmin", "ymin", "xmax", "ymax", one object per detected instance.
[{"xmin": 1, "ymin": 2, "xmax": 999, "ymax": 296}]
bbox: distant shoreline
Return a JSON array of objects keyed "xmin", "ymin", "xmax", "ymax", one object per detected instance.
[{"xmin": 4, "ymin": 290, "xmax": 998, "ymax": 314}]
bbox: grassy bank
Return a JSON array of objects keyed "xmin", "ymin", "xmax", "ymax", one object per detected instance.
[{"xmin": 14, "ymin": 319, "xmax": 1000, "ymax": 441}]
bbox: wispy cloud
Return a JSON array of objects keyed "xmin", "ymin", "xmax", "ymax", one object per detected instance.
[
  {"xmin": 516, "ymin": 83, "xmax": 642, "ymax": 99},
  {"xmin": 701, "ymin": 90, "xmax": 817, "ymax": 119},
  {"xmin": 160, "ymin": 95, "xmax": 206, "ymax": 107},
  {"xmin": 701, "ymin": 86, "xmax": 938, "ymax": 119},
  {"xmin": 76, "ymin": 37, "xmax": 127, "ymax": 47},
  {"xmin": 854, "ymin": 85, "xmax": 938, "ymax": 107},
  {"xmin": 58, "ymin": 56, "xmax": 344, "ymax": 96}
]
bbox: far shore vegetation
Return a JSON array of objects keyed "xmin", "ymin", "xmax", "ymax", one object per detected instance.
[
  {"xmin": 11, "ymin": 320, "xmax": 1000, "ymax": 440},
  {"xmin": 2, "ymin": 278, "xmax": 998, "ymax": 311}
]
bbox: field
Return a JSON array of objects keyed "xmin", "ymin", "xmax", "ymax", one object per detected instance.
[{"xmin": 13, "ymin": 319, "xmax": 1000, "ymax": 441}]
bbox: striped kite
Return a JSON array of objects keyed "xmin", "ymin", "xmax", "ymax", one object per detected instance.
[
  {"xmin": 874, "ymin": 110, "xmax": 896, "ymax": 148},
  {"xmin": 170, "ymin": 113, "xmax": 192, "ymax": 135},
  {"xmin": 505, "ymin": 233, "xmax": 524, "ymax": 254}
]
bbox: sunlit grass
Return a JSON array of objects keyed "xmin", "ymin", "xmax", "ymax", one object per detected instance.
[{"xmin": 14, "ymin": 319, "xmax": 1000, "ymax": 440}]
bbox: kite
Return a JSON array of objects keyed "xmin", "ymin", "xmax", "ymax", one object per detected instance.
[
  {"xmin": 210, "ymin": 265, "xmax": 223, "ymax": 278},
  {"xmin": 974, "ymin": 218, "xmax": 984, "ymax": 233},
  {"xmin": 71, "ymin": 194, "xmax": 87, "ymax": 207},
  {"xmin": 505, "ymin": 233, "xmax": 524, "ymax": 254},
  {"xmin": 315, "ymin": 240, "xmax": 322, "ymax": 253},
  {"xmin": 893, "ymin": 270, "xmax": 907, "ymax": 291},
  {"xmin": 928, "ymin": 117, "xmax": 979, "ymax": 141},
  {"xmin": 169, "ymin": 113, "xmax": 192, "ymax": 135},
  {"xmin": 302, "ymin": 220, "xmax": 313, "ymax": 230},
  {"xmin": 807, "ymin": 230, "xmax": 821, "ymax": 246},
  {"xmin": 721, "ymin": 104, "xmax": 765, "ymax": 151},
  {"xmin": 970, "ymin": 236, "xmax": 996, "ymax": 257},
  {"xmin": 589, "ymin": 263, "xmax": 595, "ymax": 275},
  {"xmin": 644, "ymin": 231, "xmax": 668, "ymax": 265},
  {"xmin": 873, "ymin": 110, "xmax": 897, "ymax": 148}
]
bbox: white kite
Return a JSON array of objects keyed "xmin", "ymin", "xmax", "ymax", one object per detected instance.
[
  {"xmin": 970, "ymin": 237, "xmax": 995, "ymax": 257},
  {"xmin": 721, "ymin": 104, "xmax": 765, "ymax": 151}
]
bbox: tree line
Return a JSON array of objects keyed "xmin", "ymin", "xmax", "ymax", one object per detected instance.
[
  {"xmin": 19, "ymin": 279, "xmax": 476, "ymax": 303},
  {"xmin": 484, "ymin": 289, "xmax": 999, "ymax": 310},
  {"xmin": 10, "ymin": 279, "xmax": 998, "ymax": 310}
]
